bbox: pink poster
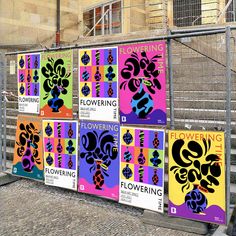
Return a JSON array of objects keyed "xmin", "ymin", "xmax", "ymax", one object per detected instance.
[{"xmin": 119, "ymin": 42, "xmax": 166, "ymax": 125}]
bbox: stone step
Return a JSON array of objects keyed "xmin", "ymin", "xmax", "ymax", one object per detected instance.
[
  {"xmin": 232, "ymin": 135, "xmax": 236, "ymax": 149},
  {"xmin": 167, "ymin": 90, "xmax": 236, "ymax": 100},
  {"xmin": 232, "ymin": 149, "xmax": 236, "ymax": 164},
  {"xmin": 167, "ymin": 82, "xmax": 234, "ymax": 92},
  {"xmin": 172, "ymin": 65, "xmax": 230, "ymax": 77},
  {"xmin": 2, "ymin": 146, "xmax": 14, "ymax": 161},
  {"xmin": 166, "ymin": 98, "xmax": 236, "ymax": 110},
  {"xmin": 167, "ymin": 107, "xmax": 236, "ymax": 121},
  {"xmin": 168, "ymin": 74, "xmax": 236, "ymax": 84},
  {"xmin": 168, "ymin": 118, "xmax": 236, "ymax": 133}
]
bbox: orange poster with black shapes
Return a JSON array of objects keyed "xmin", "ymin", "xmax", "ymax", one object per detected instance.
[{"xmin": 12, "ymin": 115, "xmax": 43, "ymax": 180}]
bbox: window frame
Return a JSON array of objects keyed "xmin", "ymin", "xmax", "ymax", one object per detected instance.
[
  {"xmin": 173, "ymin": 0, "xmax": 202, "ymax": 27},
  {"xmin": 226, "ymin": 0, "xmax": 236, "ymax": 22},
  {"xmin": 83, "ymin": 0, "xmax": 122, "ymax": 37}
]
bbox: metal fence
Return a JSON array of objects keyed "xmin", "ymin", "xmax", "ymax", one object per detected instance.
[{"xmin": 0, "ymin": 26, "xmax": 235, "ymax": 225}]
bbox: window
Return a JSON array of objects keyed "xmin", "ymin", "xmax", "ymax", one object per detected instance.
[
  {"xmin": 226, "ymin": 0, "xmax": 236, "ymax": 22},
  {"xmin": 83, "ymin": 1, "xmax": 122, "ymax": 36},
  {"xmin": 173, "ymin": 0, "xmax": 202, "ymax": 27}
]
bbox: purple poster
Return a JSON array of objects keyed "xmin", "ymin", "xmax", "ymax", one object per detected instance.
[
  {"xmin": 79, "ymin": 121, "xmax": 119, "ymax": 200},
  {"xmin": 17, "ymin": 53, "xmax": 40, "ymax": 114},
  {"xmin": 119, "ymin": 42, "xmax": 166, "ymax": 125}
]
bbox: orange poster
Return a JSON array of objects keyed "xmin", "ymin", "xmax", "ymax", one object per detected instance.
[{"xmin": 12, "ymin": 115, "xmax": 43, "ymax": 180}]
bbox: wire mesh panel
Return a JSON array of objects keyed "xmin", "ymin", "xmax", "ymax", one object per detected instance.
[
  {"xmin": 167, "ymin": 31, "xmax": 236, "ymax": 224},
  {"xmin": 173, "ymin": 0, "xmax": 202, "ymax": 27},
  {"xmin": 226, "ymin": 0, "xmax": 236, "ymax": 22},
  {"xmin": 1, "ymin": 54, "xmax": 17, "ymax": 168},
  {"xmin": 169, "ymin": 33, "xmax": 232, "ymax": 131}
]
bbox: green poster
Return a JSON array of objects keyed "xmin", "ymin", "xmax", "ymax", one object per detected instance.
[{"xmin": 40, "ymin": 50, "xmax": 73, "ymax": 118}]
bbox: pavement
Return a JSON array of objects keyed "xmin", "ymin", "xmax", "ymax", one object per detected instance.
[{"xmin": 0, "ymin": 178, "xmax": 209, "ymax": 236}]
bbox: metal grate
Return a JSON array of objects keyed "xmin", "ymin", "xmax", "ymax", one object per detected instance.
[
  {"xmin": 173, "ymin": 0, "xmax": 202, "ymax": 27},
  {"xmin": 226, "ymin": 0, "xmax": 236, "ymax": 22}
]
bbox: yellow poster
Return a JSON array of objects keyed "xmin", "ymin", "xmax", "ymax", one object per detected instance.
[{"xmin": 168, "ymin": 130, "xmax": 226, "ymax": 224}]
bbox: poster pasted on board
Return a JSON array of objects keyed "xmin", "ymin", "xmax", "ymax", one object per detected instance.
[
  {"xmin": 79, "ymin": 47, "xmax": 119, "ymax": 122},
  {"xmin": 119, "ymin": 126, "xmax": 165, "ymax": 212},
  {"xmin": 119, "ymin": 42, "xmax": 166, "ymax": 125},
  {"xmin": 168, "ymin": 130, "xmax": 226, "ymax": 224},
  {"xmin": 17, "ymin": 53, "xmax": 40, "ymax": 114},
  {"xmin": 12, "ymin": 115, "xmax": 44, "ymax": 180},
  {"xmin": 79, "ymin": 121, "xmax": 119, "ymax": 200},
  {"xmin": 43, "ymin": 120, "xmax": 78, "ymax": 190},
  {"xmin": 40, "ymin": 50, "xmax": 73, "ymax": 118}
]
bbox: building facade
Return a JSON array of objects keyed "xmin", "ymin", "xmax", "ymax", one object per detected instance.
[{"xmin": 0, "ymin": 0, "xmax": 236, "ymax": 48}]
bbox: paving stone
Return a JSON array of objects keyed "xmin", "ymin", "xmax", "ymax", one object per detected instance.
[{"xmin": 0, "ymin": 179, "xmax": 210, "ymax": 236}]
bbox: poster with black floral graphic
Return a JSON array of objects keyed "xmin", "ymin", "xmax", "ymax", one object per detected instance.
[
  {"xmin": 119, "ymin": 126, "xmax": 165, "ymax": 212},
  {"xmin": 79, "ymin": 121, "xmax": 119, "ymax": 200},
  {"xmin": 17, "ymin": 53, "xmax": 40, "ymax": 113},
  {"xmin": 169, "ymin": 130, "xmax": 226, "ymax": 224},
  {"xmin": 43, "ymin": 120, "xmax": 78, "ymax": 190},
  {"xmin": 12, "ymin": 115, "xmax": 43, "ymax": 180},
  {"xmin": 119, "ymin": 42, "xmax": 166, "ymax": 125},
  {"xmin": 79, "ymin": 47, "xmax": 118, "ymax": 122},
  {"xmin": 40, "ymin": 50, "xmax": 73, "ymax": 118}
]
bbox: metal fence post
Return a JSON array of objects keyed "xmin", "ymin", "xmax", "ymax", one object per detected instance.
[
  {"xmin": 0, "ymin": 53, "xmax": 3, "ymax": 171},
  {"xmin": 167, "ymin": 35, "xmax": 175, "ymax": 129},
  {"xmin": 3, "ymin": 54, "xmax": 7, "ymax": 171},
  {"xmin": 225, "ymin": 26, "xmax": 232, "ymax": 225}
]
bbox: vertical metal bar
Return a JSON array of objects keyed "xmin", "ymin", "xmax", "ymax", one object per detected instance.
[
  {"xmin": 3, "ymin": 54, "xmax": 6, "ymax": 171},
  {"xmin": 0, "ymin": 53, "xmax": 3, "ymax": 171},
  {"xmin": 167, "ymin": 33, "xmax": 175, "ymax": 129},
  {"xmin": 102, "ymin": 6, "xmax": 104, "ymax": 36},
  {"xmin": 56, "ymin": 0, "xmax": 60, "ymax": 46},
  {"xmin": 225, "ymin": 26, "xmax": 232, "ymax": 225},
  {"xmin": 94, "ymin": 8, "xmax": 96, "ymax": 36},
  {"xmin": 109, "ymin": 4, "xmax": 112, "ymax": 35}
]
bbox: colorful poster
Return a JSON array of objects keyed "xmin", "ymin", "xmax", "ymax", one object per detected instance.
[
  {"xmin": 43, "ymin": 120, "xmax": 78, "ymax": 190},
  {"xmin": 78, "ymin": 47, "xmax": 118, "ymax": 122},
  {"xmin": 12, "ymin": 115, "xmax": 43, "ymax": 180},
  {"xmin": 40, "ymin": 50, "xmax": 73, "ymax": 118},
  {"xmin": 79, "ymin": 121, "xmax": 119, "ymax": 200},
  {"xmin": 168, "ymin": 130, "xmax": 226, "ymax": 224},
  {"xmin": 119, "ymin": 42, "xmax": 166, "ymax": 125},
  {"xmin": 17, "ymin": 53, "xmax": 40, "ymax": 113},
  {"xmin": 119, "ymin": 126, "xmax": 165, "ymax": 212}
]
